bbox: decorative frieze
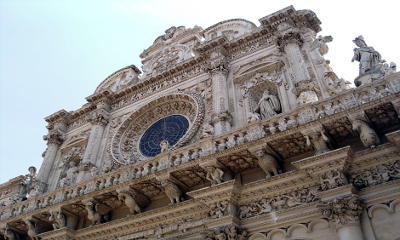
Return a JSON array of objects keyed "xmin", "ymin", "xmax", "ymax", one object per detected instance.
[
  {"xmin": 351, "ymin": 160, "xmax": 400, "ymax": 189},
  {"xmin": 318, "ymin": 195, "xmax": 363, "ymax": 225},
  {"xmin": 239, "ymin": 187, "xmax": 319, "ymax": 219}
]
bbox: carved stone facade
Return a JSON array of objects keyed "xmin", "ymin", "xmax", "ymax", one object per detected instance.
[{"xmin": 1, "ymin": 5, "xmax": 400, "ymax": 240}]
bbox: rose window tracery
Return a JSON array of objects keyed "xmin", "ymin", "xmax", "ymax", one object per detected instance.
[
  {"xmin": 110, "ymin": 93, "xmax": 204, "ymax": 165},
  {"xmin": 139, "ymin": 115, "xmax": 189, "ymax": 157}
]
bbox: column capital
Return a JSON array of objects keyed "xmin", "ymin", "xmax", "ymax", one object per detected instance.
[
  {"xmin": 207, "ymin": 58, "xmax": 229, "ymax": 75},
  {"xmin": 88, "ymin": 108, "xmax": 109, "ymax": 126},
  {"xmin": 43, "ymin": 128, "xmax": 65, "ymax": 146},
  {"xmin": 276, "ymin": 31, "xmax": 303, "ymax": 52},
  {"xmin": 319, "ymin": 195, "xmax": 363, "ymax": 226}
]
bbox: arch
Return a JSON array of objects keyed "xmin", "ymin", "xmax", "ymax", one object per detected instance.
[
  {"xmin": 249, "ymin": 233, "xmax": 268, "ymax": 240},
  {"xmin": 266, "ymin": 229, "xmax": 286, "ymax": 240},
  {"xmin": 287, "ymin": 224, "xmax": 309, "ymax": 238},
  {"xmin": 307, "ymin": 218, "xmax": 329, "ymax": 232},
  {"xmin": 389, "ymin": 199, "xmax": 400, "ymax": 213},
  {"xmin": 368, "ymin": 204, "xmax": 393, "ymax": 218}
]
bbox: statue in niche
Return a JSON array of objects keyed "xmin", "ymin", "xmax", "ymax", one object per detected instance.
[
  {"xmin": 255, "ymin": 90, "xmax": 281, "ymax": 120},
  {"xmin": 59, "ymin": 161, "xmax": 79, "ymax": 187},
  {"xmin": 352, "ymin": 36, "xmax": 382, "ymax": 76}
]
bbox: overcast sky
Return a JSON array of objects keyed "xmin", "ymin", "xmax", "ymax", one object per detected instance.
[{"xmin": 0, "ymin": 0, "xmax": 399, "ymax": 183}]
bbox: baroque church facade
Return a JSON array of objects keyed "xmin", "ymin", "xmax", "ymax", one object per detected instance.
[{"xmin": 1, "ymin": 6, "xmax": 400, "ymax": 240}]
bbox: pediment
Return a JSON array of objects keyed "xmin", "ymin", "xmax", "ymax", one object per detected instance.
[
  {"xmin": 95, "ymin": 65, "xmax": 141, "ymax": 93},
  {"xmin": 234, "ymin": 55, "xmax": 284, "ymax": 83}
]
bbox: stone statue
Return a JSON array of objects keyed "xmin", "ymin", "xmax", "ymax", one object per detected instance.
[
  {"xmin": 205, "ymin": 166, "xmax": 224, "ymax": 185},
  {"xmin": 255, "ymin": 90, "xmax": 281, "ymax": 120},
  {"xmin": 161, "ymin": 180, "xmax": 183, "ymax": 204},
  {"xmin": 352, "ymin": 119, "xmax": 380, "ymax": 148},
  {"xmin": 117, "ymin": 190, "xmax": 141, "ymax": 215},
  {"xmin": 49, "ymin": 210, "xmax": 66, "ymax": 230},
  {"xmin": 352, "ymin": 36, "xmax": 382, "ymax": 76},
  {"xmin": 254, "ymin": 150, "xmax": 279, "ymax": 179},
  {"xmin": 60, "ymin": 161, "xmax": 79, "ymax": 187},
  {"xmin": 160, "ymin": 140, "xmax": 170, "ymax": 153}
]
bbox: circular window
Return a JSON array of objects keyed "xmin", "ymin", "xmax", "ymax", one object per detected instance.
[{"xmin": 139, "ymin": 115, "xmax": 189, "ymax": 157}]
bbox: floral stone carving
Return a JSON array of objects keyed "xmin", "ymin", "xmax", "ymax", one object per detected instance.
[{"xmin": 319, "ymin": 196, "xmax": 363, "ymax": 225}]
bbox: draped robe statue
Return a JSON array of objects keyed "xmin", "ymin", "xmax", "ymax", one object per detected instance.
[
  {"xmin": 255, "ymin": 90, "xmax": 281, "ymax": 120},
  {"xmin": 351, "ymin": 35, "xmax": 382, "ymax": 75}
]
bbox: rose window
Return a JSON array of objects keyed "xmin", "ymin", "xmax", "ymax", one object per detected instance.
[{"xmin": 139, "ymin": 115, "xmax": 189, "ymax": 157}]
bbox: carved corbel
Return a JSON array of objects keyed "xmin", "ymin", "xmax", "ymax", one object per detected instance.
[
  {"xmin": 348, "ymin": 112, "xmax": 380, "ymax": 148},
  {"xmin": 1, "ymin": 224, "xmax": 19, "ymax": 240},
  {"xmin": 249, "ymin": 146, "xmax": 280, "ymax": 179},
  {"xmin": 116, "ymin": 186, "xmax": 149, "ymax": 215},
  {"xmin": 48, "ymin": 207, "xmax": 67, "ymax": 230},
  {"xmin": 24, "ymin": 217, "xmax": 38, "ymax": 240},
  {"xmin": 200, "ymin": 159, "xmax": 231, "ymax": 185},
  {"xmin": 156, "ymin": 174, "xmax": 186, "ymax": 204},
  {"xmin": 301, "ymin": 124, "xmax": 331, "ymax": 155},
  {"xmin": 82, "ymin": 199, "xmax": 102, "ymax": 226}
]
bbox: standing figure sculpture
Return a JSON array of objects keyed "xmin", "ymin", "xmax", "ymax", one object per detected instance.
[
  {"xmin": 352, "ymin": 35, "xmax": 382, "ymax": 76},
  {"xmin": 255, "ymin": 90, "xmax": 281, "ymax": 120}
]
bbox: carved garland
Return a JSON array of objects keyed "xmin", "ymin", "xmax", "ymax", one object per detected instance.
[{"xmin": 111, "ymin": 92, "xmax": 205, "ymax": 165}]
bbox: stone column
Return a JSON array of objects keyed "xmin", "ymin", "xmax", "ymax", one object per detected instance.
[
  {"xmin": 37, "ymin": 122, "xmax": 65, "ymax": 184},
  {"xmin": 319, "ymin": 195, "xmax": 365, "ymax": 240},
  {"xmin": 209, "ymin": 58, "xmax": 231, "ymax": 135},
  {"xmin": 277, "ymin": 29, "xmax": 318, "ymax": 105},
  {"xmin": 78, "ymin": 101, "xmax": 109, "ymax": 182},
  {"xmin": 277, "ymin": 31, "xmax": 310, "ymax": 84}
]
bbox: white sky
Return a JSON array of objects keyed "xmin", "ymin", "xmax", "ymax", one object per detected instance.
[{"xmin": 0, "ymin": 0, "xmax": 399, "ymax": 183}]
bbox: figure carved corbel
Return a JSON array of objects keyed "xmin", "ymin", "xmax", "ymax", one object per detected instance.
[
  {"xmin": 161, "ymin": 179, "xmax": 183, "ymax": 204},
  {"xmin": 24, "ymin": 218, "xmax": 38, "ymax": 240},
  {"xmin": 204, "ymin": 166, "xmax": 225, "ymax": 185},
  {"xmin": 1, "ymin": 225, "xmax": 19, "ymax": 240},
  {"xmin": 82, "ymin": 199, "xmax": 101, "ymax": 226},
  {"xmin": 116, "ymin": 188, "xmax": 142, "ymax": 215},
  {"xmin": 351, "ymin": 119, "xmax": 380, "ymax": 148},
  {"xmin": 49, "ymin": 208, "xmax": 66, "ymax": 230},
  {"xmin": 303, "ymin": 128, "xmax": 331, "ymax": 155},
  {"xmin": 253, "ymin": 149, "xmax": 279, "ymax": 179}
]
